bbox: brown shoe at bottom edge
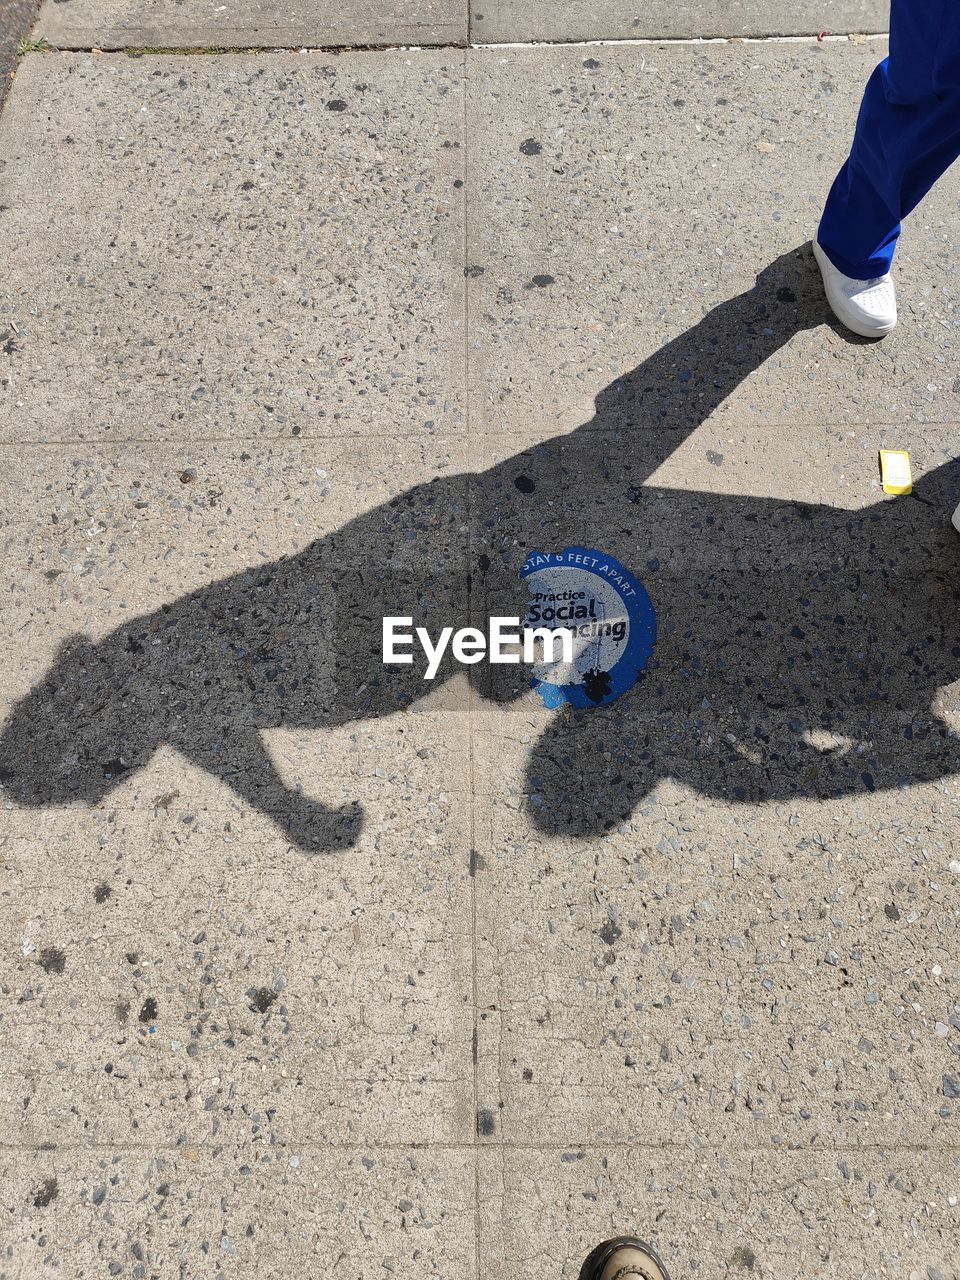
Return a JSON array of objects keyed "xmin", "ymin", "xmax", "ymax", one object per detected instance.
[{"xmin": 585, "ymin": 1236, "xmax": 671, "ymax": 1280}]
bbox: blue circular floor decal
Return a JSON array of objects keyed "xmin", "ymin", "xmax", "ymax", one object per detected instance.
[{"xmin": 519, "ymin": 547, "xmax": 657, "ymax": 709}]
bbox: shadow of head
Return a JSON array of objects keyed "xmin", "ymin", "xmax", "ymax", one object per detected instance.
[
  {"xmin": 0, "ymin": 632, "xmax": 163, "ymax": 808},
  {"xmin": 520, "ymin": 459, "xmax": 960, "ymax": 837}
]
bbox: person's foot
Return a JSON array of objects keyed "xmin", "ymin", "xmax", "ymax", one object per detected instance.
[
  {"xmin": 952, "ymin": 501, "xmax": 960, "ymax": 536},
  {"xmin": 586, "ymin": 1236, "xmax": 671, "ymax": 1280},
  {"xmin": 812, "ymin": 239, "xmax": 897, "ymax": 338}
]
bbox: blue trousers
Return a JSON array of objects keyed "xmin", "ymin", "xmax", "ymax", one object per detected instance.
[{"xmin": 818, "ymin": 0, "xmax": 960, "ymax": 279}]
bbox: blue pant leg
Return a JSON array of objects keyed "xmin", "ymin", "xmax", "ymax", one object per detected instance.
[
  {"xmin": 818, "ymin": 59, "xmax": 905, "ymax": 278},
  {"xmin": 818, "ymin": 0, "xmax": 960, "ymax": 279}
]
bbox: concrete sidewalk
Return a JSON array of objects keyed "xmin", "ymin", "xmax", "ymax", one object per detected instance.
[
  {"xmin": 1, "ymin": 14, "xmax": 959, "ymax": 1280},
  {"xmin": 29, "ymin": 0, "xmax": 889, "ymax": 48}
]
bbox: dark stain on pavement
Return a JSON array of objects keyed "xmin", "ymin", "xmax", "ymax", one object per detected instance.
[
  {"xmin": 32, "ymin": 1177, "xmax": 58, "ymax": 1208},
  {"xmin": 598, "ymin": 920, "xmax": 622, "ymax": 946},
  {"xmin": 37, "ymin": 947, "xmax": 65, "ymax": 974},
  {"xmin": 731, "ymin": 1246, "xmax": 757, "ymax": 1271},
  {"xmin": 582, "ymin": 668, "xmax": 612, "ymax": 704},
  {"xmin": 248, "ymin": 987, "xmax": 278, "ymax": 1013}
]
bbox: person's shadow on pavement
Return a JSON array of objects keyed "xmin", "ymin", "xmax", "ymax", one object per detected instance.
[{"xmin": 2, "ymin": 244, "xmax": 959, "ymax": 850}]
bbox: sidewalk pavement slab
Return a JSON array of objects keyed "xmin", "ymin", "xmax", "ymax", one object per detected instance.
[
  {"xmin": 33, "ymin": 0, "xmax": 467, "ymax": 50},
  {"xmin": 461, "ymin": 34, "xmax": 960, "ymax": 1265},
  {"xmin": 1, "ymin": 1147, "xmax": 477, "ymax": 1276},
  {"xmin": 471, "ymin": 0, "xmax": 888, "ymax": 43},
  {"xmin": 2, "ymin": 1143, "xmax": 956, "ymax": 1276},
  {"xmin": 0, "ymin": 51, "xmax": 466, "ymax": 443},
  {"xmin": 464, "ymin": 40, "xmax": 960, "ymax": 441},
  {"xmin": 477, "ymin": 1147, "xmax": 960, "ymax": 1279},
  {"xmin": 0, "ymin": 435, "xmax": 475, "ymax": 1148}
]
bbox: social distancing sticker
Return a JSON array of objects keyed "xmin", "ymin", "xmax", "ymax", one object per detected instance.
[{"xmin": 520, "ymin": 546, "xmax": 657, "ymax": 708}]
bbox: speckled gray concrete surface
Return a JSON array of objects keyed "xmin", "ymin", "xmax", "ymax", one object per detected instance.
[
  {"xmin": 471, "ymin": 0, "xmax": 887, "ymax": 42},
  {"xmin": 0, "ymin": 440, "xmax": 475, "ymax": 1153},
  {"xmin": 1, "ymin": 1147, "xmax": 476, "ymax": 1276},
  {"xmin": 0, "ymin": 52, "xmax": 465, "ymax": 443},
  {"xmin": 465, "ymin": 40, "xmax": 960, "ymax": 439},
  {"xmin": 472, "ymin": 778, "xmax": 960, "ymax": 1150},
  {"xmin": 33, "ymin": 0, "xmax": 467, "ymax": 49},
  {"xmin": 0, "ymin": 802, "xmax": 474, "ymax": 1148},
  {"xmin": 0, "ymin": 437, "xmax": 471, "ymax": 698},
  {"xmin": 477, "ymin": 1147, "xmax": 960, "ymax": 1278},
  {"xmin": 463, "ymin": 50, "xmax": 960, "ymax": 1211},
  {"xmin": 2, "ymin": 36, "xmax": 960, "ymax": 1280}
]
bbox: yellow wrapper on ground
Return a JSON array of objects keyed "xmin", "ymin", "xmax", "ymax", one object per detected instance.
[{"xmin": 880, "ymin": 449, "xmax": 912, "ymax": 495}]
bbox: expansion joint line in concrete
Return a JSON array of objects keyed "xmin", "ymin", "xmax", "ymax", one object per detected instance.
[
  {"xmin": 1, "ymin": 1140, "xmax": 958, "ymax": 1153},
  {"xmin": 457, "ymin": 44, "xmax": 487, "ymax": 1280},
  {"xmin": 14, "ymin": 32, "xmax": 890, "ymax": 60}
]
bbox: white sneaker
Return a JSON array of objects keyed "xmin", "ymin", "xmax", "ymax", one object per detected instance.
[
  {"xmin": 812, "ymin": 239, "xmax": 897, "ymax": 337},
  {"xmin": 952, "ymin": 502, "xmax": 960, "ymax": 536}
]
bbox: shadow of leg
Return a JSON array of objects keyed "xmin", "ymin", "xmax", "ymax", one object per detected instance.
[{"xmin": 179, "ymin": 725, "xmax": 364, "ymax": 854}]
